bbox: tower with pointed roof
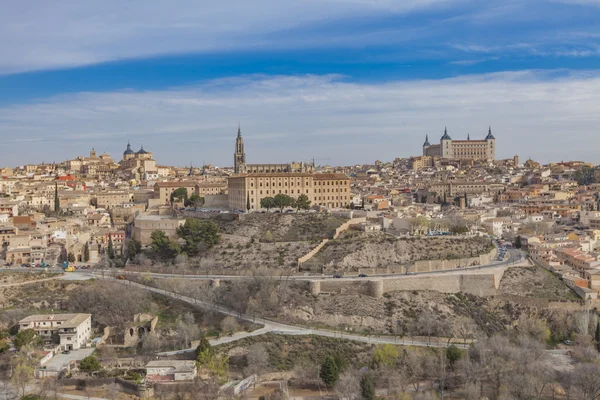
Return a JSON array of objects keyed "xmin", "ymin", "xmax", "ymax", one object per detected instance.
[
  {"xmin": 485, "ymin": 126, "xmax": 496, "ymax": 160},
  {"xmin": 422, "ymin": 134, "xmax": 431, "ymax": 156},
  {"xmin": 234, "ymin": 124, "xmax": 246, "ymax": 174},
  {"xmin": 441, "ymin": 127, "xmax": 453, "ymax": 158}
]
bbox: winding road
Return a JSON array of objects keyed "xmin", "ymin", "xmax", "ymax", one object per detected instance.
[{"xmin": 106, "ymin": 278, "xmax": 471, "ymax": 355}]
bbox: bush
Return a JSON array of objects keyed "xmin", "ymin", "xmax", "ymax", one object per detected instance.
[{"xmin": 79, "ymin": 355, "xmax": 102, "ymax": 373}]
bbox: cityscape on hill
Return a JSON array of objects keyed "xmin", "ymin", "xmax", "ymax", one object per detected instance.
[{"xmin": 2, "ymin": 1, "xmax": 600, "ymax": 399}]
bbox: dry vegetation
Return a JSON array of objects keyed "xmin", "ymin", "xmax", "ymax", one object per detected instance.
[
  {"xmin": 302, "ymin": 232, "xmax": 495, "ymax": 271},
  {"xmin": 498, "ymin": 266, "xmax": 579, "ymax": 301},
  {"xmin": 0, "ymin": 271, "xmax": 61, "ymax": 286},
  {"xmin": 189, "ymin": 236, "xmax": 313, "ymax": 271},
  {"xmin": 213, "ymin": 213, "xmax": 347, "ymax": 242}
]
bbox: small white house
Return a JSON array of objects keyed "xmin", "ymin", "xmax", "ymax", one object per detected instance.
[{"xmin": 146, "ymin": 360, "xmax": 197, "ymax": 382}]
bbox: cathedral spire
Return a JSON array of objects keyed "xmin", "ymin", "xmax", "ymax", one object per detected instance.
[
  {"xmin": 467, "ymin": 133, "xmax": 470, "ymax": 140},
  {"xmin": 237, "ymin": 122, "xmax": 241, "ymax": 137}
]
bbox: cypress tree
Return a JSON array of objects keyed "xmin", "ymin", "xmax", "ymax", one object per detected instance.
[
  {"xmin": 319, "ymin": 356, "xmax": 339, "ymax": 388},
  {"xmin": 596, "ymin": 320, "xmax": 600, "ymax": 353},
  {"xmin": 360, "ymin": 373, "xmax": 375, "ymax": 400},
  {"xmin": 83, "ymin": 242, "xmax": 90, "ymax": 262},
  {"xmin": 107, "ymin": 236, "xmax": 115, "ymax": 259},
  {"xmin": 246, "ymin": 193, "xmax": 251, "ymax": 212},
  {"xmin": 54, "ymin": 182, "xmax": 60, "ymax": 213}
]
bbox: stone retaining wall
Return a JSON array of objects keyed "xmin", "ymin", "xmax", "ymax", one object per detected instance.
[
  {"xmin": 308, "ymin": 269, "xmax": 502, "ymax": 298},
  {"xmin": 297, "ymin": 217, "xmax": 366, "ymax": 266}
]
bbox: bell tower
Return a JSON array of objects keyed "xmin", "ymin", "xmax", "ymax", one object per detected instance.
[{"xmin": 234, "ymin": 124, "xmax": 246, "ymax": 174}]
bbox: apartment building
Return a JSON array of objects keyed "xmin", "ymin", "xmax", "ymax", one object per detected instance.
[{"xmin": 19, "ymin": 313, "xmax": 92, "ymax": 351}]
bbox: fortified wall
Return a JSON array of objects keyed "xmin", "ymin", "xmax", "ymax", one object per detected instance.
[{"xmin": 307, "ymin": 266, "xmax": 505, "ymax": 298}]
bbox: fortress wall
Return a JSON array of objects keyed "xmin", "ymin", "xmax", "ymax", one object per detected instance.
[
  {"xmin": 413, "ymin": 247, "xmax": 497, "ymax": 273},
  {"xmin": 304, "ymin": 271, "xmax": 500, "ymax": 298}
]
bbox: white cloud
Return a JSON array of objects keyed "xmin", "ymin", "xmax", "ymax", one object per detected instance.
[
  {"xmin": 1, "ymin": 71, "xmax": 599, "ymax": 167},
  {"xmin": 0, "ymin": 0, "xmax": 457, "ymax": 75}
]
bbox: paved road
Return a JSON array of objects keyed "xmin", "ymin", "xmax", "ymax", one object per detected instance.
[{"xmin": 107, "ymin": 279, "xmax": 468, "ymax": 356}]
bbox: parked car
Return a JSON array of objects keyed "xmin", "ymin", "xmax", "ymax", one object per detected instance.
[
  {"xmin": 333, "ymin": 274, "xmax": 343, "ymax": 278},
  {"xmin": 61, "ymin": 350, "xmax": 71, "ymax": 354},
  {"xmin": 358, "ymin": 273, "xmax": 368, "ymax": 278}
]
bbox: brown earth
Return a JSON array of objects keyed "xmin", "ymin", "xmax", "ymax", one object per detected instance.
[
  {"xmin": 213, "ymin": 213, "xmax": 347, "ymax": 242},
  {"xmin": 302, "ymin": 232, "xmax": 494, "ymax": 271}
]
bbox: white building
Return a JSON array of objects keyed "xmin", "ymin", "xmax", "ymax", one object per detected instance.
[
  {"xmin": 19, "ymin": 313, "xmax": 92, "ymax": 351},
  {"xmin": 146, "ymin": 360, "xmax": 197, "ymax": 382}
]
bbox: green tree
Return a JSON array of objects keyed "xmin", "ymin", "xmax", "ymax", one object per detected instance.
[
  {"xmin": 127, "ymin": 237, "xmax": 142, "ymax": 259},
  {"xmin": 83, "ymin": 242, "xmax": 90, "ymax": 262},
  {"xmin": 107, "ymin": 236, "xmax": 115, "ymax": 259},
  {"xmin": 515, "ymin": 235, "xmax": 522, "ymax": 249},
  {"xmin": 176, "ymin": 219, "xmax": 221, "ymax": 255},
  {"xmin": 319, "ymin": 356, "xmax": 339, "ymax": 388},
  {"xmin": 79, "ymin": 355, "xmax": 102, "ymax": 373},
  {"xmin": 260, "ymin": 197, "xmax": 275, "ymax": 211},
  {"xmin": 150, "ymin": 230, "xmax": 181, "ymax": 260},
  {"xmin": 596, "ymin": 322, "xmax": 600, "ymax": 353},
  {"xmin": 464, "ymin": 192, "xmax": 468, "ymax": 208},
  {"xmin": 170, "ymin": 187, "xmax": 189, "ymax": 203},
  {"xmin": 273, "ymin": 193, "xmax": 294, "ymax": 212},
  {"xmin": 246, "ymin": 193, "xmax": 251, "ymax": 212},
  {"xmin": 67, "ymin": 252, "xmax": 75, "ymax": 263},
  {"xmin": 185, "ymin": 194, "xmax": 205, "ymax": 208},
  {"xmin": 294, "ymin": 194, "xmax": 311, "ymax": 212},
  {"xmin": 360, "ymin": 373, "xmax": 375, "ymax": 400},
  {"xmin": 14, "ymin": 330, "xmax": 37, "ymax": 350},
  {"xmin": 446, "ymin": 345, "xmax": 463, "ymax": 369},
  {"xmin": 195, "ymin": 335, "xmax": 212, "ymax": 360},
  {"xmin": 371, "ymin": 344, "xmax": 399, "ymax": 369},
  {"xmin": 54, "ymin": 182, "xmax": 60, "ymax": 213},
  {"xmin": 12, "ymin": 362, "xmax": 35, "ymax": 397}
]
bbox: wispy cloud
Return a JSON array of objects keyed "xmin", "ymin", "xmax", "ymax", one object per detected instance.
[
  {"xmin": 1, "ymin": 71, "xmax": 599, "ymax": 167},
  {"xmin": 0, "ymin": 0, "xmax": 458, "ymax": 75}
]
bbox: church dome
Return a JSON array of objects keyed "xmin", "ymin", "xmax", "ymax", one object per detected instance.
[
  {"xmin": 124, "ymin": 143, "xmax": 134, "ymax": 155},
  {"xmin": 136, "ymin": 146, "xmax": 149, "ymax": 155}
]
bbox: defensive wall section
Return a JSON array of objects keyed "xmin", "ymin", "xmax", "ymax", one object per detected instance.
[
  {"xmin": 413, "ymin": 246, "xmax": 497, "ymax": 273},
  {"xmin": 308, "ymin": 266, "xmax": 505, "ymax": 298}
]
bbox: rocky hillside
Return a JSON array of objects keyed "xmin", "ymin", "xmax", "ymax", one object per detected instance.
[
  {"xmin": 213, "ymin": 213, "xmax": 347, "ymax": 242},
  {"xmin": 302, "ymin": 232, "xmax": 494, "ymax": 271},
  {"xmin": 192, "ymin": 235, "xmax": 313, "ymax": 271}
]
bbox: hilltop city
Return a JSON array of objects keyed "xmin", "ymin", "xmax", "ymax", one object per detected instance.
[{"xmin": 2, "ymin": 126, "xmax": 600, "ymax": 398}]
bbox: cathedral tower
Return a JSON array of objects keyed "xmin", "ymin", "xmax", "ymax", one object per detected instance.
[{"xmin": 234, "ymin": 125, "xmax": 246, "ymax": 174}]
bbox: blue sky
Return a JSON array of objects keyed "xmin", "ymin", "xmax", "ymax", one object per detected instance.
[{"xmin": 1, "ymin": 0, "xmax": 599, "ymax": 167}]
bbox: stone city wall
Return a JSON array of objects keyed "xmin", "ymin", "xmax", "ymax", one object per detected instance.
[
  {"xmin": 413, "ymin": 247, "xmax": 497, "ymax": 272},
  {"xmin": 307, "ymin": 270, "xmax": 502, "ymax": 298}
]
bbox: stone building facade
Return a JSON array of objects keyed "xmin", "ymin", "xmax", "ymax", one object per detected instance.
[{"xmin": 423, "ymin": 127, "xmax": 496, "ymax": 161}]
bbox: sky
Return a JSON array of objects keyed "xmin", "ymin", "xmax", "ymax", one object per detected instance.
[{"xmin": 1, "ymin": 0, "xmax": 599, "ymax": 167}]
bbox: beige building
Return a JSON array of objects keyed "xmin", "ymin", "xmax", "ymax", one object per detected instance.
[
  {"xmin": 313, "ymin": 173, "xmax": 351, "ymax": 209},
  {"xmin": 410, "ymin": 156, "xmax": 435, "ymax": 170},
  {"xmin": 132, "ymin": 214, "xmax": 185, "ymax": 245},
  {"xmin": 153, "ymin": 182, "xmax": 198, "ymax": 205},
  {"xmin": 228, "ymin": 172, "xmax": 351, "ymax": 211},
  {"xmin": 93, "ymin": 190, "xmax": 133, "ymax": 209},
  {"xmin": 196, "ymin": 181, "xmax": 228, "ymax": 196},
  {"xmin": 423, "ymin": 127, "xmax": 496, "ymax": 161}
]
